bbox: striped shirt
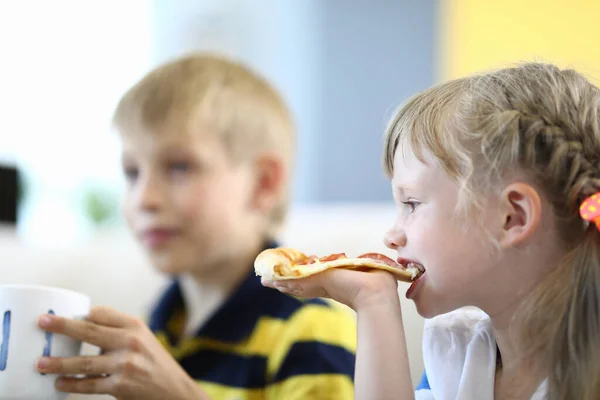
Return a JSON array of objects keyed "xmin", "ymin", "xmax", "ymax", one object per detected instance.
[{"xmin": 148, "ymin": 257, "xmax": 356, "ymax": 399}]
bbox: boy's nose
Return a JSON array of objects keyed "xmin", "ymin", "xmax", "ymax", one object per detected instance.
[
  {"xmin": 136, "ymin": 179, "xmax": 163, "ymax": 211},
  {"xmin": 384, "ymin": 226, "xmax": 407, "ymax": 250}
]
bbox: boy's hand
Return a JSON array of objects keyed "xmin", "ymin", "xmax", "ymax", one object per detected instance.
[
  {"xmin": 36, "ymin": 306, "xmax": 209, "ymax": 400},
  {"xmin": 262, "ymin": 268, "xmax": 399, "ymax": 311}
]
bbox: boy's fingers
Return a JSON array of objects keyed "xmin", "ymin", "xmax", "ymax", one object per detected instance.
[
  {"xmin": 37, "ymin": 355, "xmax": 116, "ymax": 376},
  {"xmin": 86, "ymin": 306, "xmax": 142, "ymax": 329},
  {"xmin": 55, "ymin": 375, "xmax": 115, "ymax": 395},
  {"xmin": 38, "ymin": 314, "xmax": 126, "ymax": 350}
]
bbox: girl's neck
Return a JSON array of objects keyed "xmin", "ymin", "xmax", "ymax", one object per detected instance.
[
  {"xmin": 491, "ymin": 311, "xmax": 547, "ymax": 399},
  {"xmin": 490, "ymin": 305, "xmax": 524, "ymax": 369}
]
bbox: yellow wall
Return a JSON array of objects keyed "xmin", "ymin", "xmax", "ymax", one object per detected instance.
[{"xmin": 439, "ymin": 0, "xmax": 600, "ymax": 84}]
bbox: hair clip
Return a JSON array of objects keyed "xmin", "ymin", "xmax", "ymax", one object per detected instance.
[{"xmin": 580, "ymin": 193, "xmax": 600, "ymax": 230}]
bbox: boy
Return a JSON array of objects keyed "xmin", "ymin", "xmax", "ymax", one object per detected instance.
[{"xmin": 35, "ymin": 53, "xmax": 356, "ymax": 399}]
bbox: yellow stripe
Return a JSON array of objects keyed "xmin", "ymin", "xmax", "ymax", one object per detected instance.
[
  {"xmin": 197, "ymin": 381, "xmax": 265, "ymax": 400},
  {"xmin": 157, "ymin": 303, "xmax": 356, "ymax": 364},
  {"xmin": 265, "ymin": 374, "xmax": 354, "ymax": 400},
  {"xmin": 167, "ymin": 309, "xmax": 185, "ymax": 336},
  {"xmin": 155, "ymin": 331, "xmax": 171, "ymax": 352},
  {"xmin": 266, "ymin": 303, "xmax": 357, "ymax": 377},
  {"xmin": 197, "ymin": 374, "xmax": 353, "ymax": 400},
  {"xmin": 169, "ymin": 317, "xmax": 286, "ymax": 360}
]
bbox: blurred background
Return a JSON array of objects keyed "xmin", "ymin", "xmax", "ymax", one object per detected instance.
[
  {"xmin": 2, "ymin": 0, "xmax": 600, "ymax": 390},
  {"xmin": 2, "ymin": 0, "xmax": 600, "ymax": 245}
]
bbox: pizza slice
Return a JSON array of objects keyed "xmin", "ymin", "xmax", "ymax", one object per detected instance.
[{"xmin": 254, "ymin": 247, "xmax": 424, "ymax": 283}]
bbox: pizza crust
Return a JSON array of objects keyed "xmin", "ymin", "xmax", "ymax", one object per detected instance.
[{"xmin": 254, "ymin": 247, "xmax": 421, "ymax": 283}]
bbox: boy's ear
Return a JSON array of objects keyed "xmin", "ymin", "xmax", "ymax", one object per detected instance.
[
  {"xmin": 499, "ymin": 182, "xmax": 542, "ymax": 248},
  {"xmin": 251, "ymin": 153, "xmax": 285, "ymax": 213}
]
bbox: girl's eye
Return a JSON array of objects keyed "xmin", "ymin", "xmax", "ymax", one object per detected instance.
[{"xmin": 401, "ymin": 200, "xmax": 420, "ymax": 213}]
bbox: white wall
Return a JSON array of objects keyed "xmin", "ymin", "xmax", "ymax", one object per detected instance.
[{"xmin": 0, "ymin": 0, "xmax": 154, "ymax": 245}]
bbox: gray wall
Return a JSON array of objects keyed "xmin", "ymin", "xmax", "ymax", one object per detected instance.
[
  {"xmin": 151, "ymin": 0, "xmax": 437, "ymax": 204},
  {"xmin": 315, "ymin": 1, "xmax": 436, "ymax": 202}
]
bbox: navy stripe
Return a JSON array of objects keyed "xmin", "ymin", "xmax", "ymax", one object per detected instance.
[
  {"xmin": 273, "ymin": 341, "xmax": 355, "ymax": 383},
  {"xmin": 178, "ymin": 348, "xmax": 267, "ymax": 388},
  {"xmin": 416, "ymin": 370, "xmax": 430, "ymax": 390},
  {"xmin": 198, "ymin": 286, "xmax": 331, "ymax": 342},
  {"xmin": 148, "ymin": 281, "xmax": 183, "ymax": 332}
]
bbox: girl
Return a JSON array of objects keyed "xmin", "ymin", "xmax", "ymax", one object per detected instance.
[{"xmin": 263, "ymin": 63, "xmax": 600, "ymax": 400}]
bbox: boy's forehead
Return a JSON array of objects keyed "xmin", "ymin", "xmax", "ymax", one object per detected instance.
[
  {"xmin": 120, "ymin": 119, "xmax": 216, "ymax": 142},
  {"xmin": 119, "ymin": 122, "xmax": 221, "ymax": 153}
]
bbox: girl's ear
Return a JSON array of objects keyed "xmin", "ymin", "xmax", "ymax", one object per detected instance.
[{"xmin": 498, "ymin": 182, "xmax": 542, "ymax": 248}]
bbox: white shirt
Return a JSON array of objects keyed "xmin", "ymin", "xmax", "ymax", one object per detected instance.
[
  {"xmin": 179, "ymin": 275, "xmax": 226, "ymax": 337},
  {"xmin": 415, "ymin": 308, "xmax": 547, "ymax": 400}
]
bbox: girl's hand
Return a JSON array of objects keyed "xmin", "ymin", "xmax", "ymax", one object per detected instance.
[
  {"xmin": 264, "ymin": 269, "xmax": 415, "ymax": 399},
  {"xmin": 36, "ymin": 306, "xmax": 209, "ymax": 400},
  {"xmin": 262, "ymin": 268, "xmax": 399, "ymax": 311}
]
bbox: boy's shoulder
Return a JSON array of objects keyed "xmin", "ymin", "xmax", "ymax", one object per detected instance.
[
  {"xmin": 257, "ymin": 287, "xmax": 357, "ymax": 345},
  {"xmin": 261, "ymin": 291, "xmax": 357, "ymax": 378},
  {"xmin": 284, "ymin": 296, "xmax": 356, "ymax": 324},
  {"xmin": 258, "ymin": 285, "xmax": 356, "ymax": 328}
]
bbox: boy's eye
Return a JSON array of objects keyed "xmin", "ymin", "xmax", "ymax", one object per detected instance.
[
  {"xmin": 123, "ymin": 167, "xmax": 139, "ymax": 182},
  {"xmin": 169, "ymin": 162, "xmax": 191, "ymax": 174},
  {"xmin": 401, "ymin": 200, "xmax": 420, "ymax": 213}
]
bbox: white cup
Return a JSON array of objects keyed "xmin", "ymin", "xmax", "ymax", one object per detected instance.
[{"xmin": 0, "ymin": 284, "xmax": 91, "ymax": 400}]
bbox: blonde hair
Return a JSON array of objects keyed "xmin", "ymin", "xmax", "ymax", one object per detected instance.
[
  {"xmin": 112, "ymin": 53, "xmax": 295, "ymax": 236},
  {"xmin": 384, "ymin": 63, "xmax": 600, "ymax": 399}
]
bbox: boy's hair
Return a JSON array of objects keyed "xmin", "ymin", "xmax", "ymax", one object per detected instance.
[
  {"xmin": 112, "ymin": 53, "xmax": 295, "ymax": 237},
  {"xmin": 384, "ymin": 63, "xmax": 600, "ymax": 400}
]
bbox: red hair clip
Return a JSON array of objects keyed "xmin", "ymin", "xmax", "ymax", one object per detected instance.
[{"xmin": 580, "ymin": 193, "xmax": 600, "ymax": 230}]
